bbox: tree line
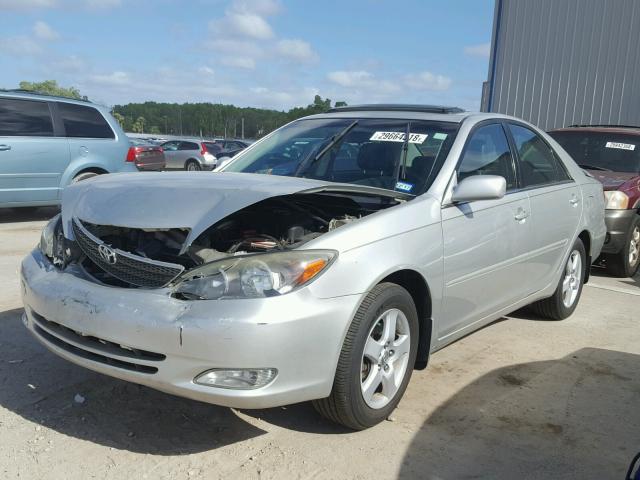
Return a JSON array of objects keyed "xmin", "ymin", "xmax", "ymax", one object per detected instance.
[
  {"xmin": 14, "ymin": 80, "xmax": 347, "ymax": 139},
  {"xmin": 112, "ymin": 95, "xmax": 347, "ymax": 138}
]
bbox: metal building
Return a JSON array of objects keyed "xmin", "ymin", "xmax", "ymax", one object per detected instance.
[{"xmin": 482, "ymin": 0, "xmax": 640, "ymax": 131}]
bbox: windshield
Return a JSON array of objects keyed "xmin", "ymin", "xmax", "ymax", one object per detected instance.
[
  {"xmin": 223, "ymin": 118, "xmax": 458, "ymax": 195},
  {"xmin": 550, "ymin": 131, "xmax": 640, "ymax": 173}
]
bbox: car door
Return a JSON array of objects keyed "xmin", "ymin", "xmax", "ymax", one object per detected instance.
[
  {"xmin": 507, "ymin": 123, "xmax": 581, "ymax": 293},
  {"xmin": 161, "ymin": 141, "xmax": 180, "ymax": 169},
  {"xmin": 0, "ymin": 97, "xmax": 70, "ymax": 205},
  {"xmin": 178, "ymin": 141, "xmax": 200, "ymax": 168},
  {"xmin": 440, "ymin": 122, "xmax": 532, "ymax": 340}
]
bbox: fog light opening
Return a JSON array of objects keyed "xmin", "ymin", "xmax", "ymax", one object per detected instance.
[{"xmin": 194, "ymin": 368, "xmax": 277, "ymax": 389}]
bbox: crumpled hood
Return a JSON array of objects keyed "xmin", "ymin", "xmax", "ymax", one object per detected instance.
[
  {"xmin": 62, "ymin": 172, "xmax": 336, "ymax": 248},
  {"xmin": 588, "ymin": 170, "xmax": 639, "ymax": 190}
]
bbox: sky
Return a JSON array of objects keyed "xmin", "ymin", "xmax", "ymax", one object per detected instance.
[{"xmin": 0, "ymin": 0, "xmax": 495, "ymax": 111}]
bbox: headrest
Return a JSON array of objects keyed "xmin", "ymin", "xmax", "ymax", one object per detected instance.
[{"xmin": 357, "ymin": 142, "xmax": 397, "ymax": 173}]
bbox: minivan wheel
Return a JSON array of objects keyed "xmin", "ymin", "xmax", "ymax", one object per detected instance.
[
  {"xmin": 72, "ymin": 171, "xmax": 100, "ymax": 183},
  {"xmin": 604, "ymin": 216, "xmax": 640, "ymax": 278},
  {"xmin": 312, "ymin": 282, "xmax": 418, "ymax": 430},
  {"xmin": 530, "ymin": 238, "xmax": 586, "ymax": 320},
  {"xmin": 185, "ymin": 160, "xmax": 201, "ymax": 171}
]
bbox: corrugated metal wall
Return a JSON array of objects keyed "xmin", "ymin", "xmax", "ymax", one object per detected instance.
[{"xmin": 484, "ymin": 0, "xmax": 640, "ymax": 131}]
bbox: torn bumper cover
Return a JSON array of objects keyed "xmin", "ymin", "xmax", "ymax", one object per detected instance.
[{"xmin": 21, "ymin": 248, "xmax": 361, "ymax": 408}]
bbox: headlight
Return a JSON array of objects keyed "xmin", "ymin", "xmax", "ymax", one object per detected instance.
[
  {"xmin": 174, "ymin": 250, "xmax": 336, "ymax": 300},
  {"xmin": 604, "ymin": 191, "xmax": 629, "ymax": 209},
  {"xmin": 39, "ymin": 214, "xmax": 62, "ymax": 259}
]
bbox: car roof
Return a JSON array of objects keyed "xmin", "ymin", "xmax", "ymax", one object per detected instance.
[
  {"xmin": 306, "ymin": 106, "xmax": 521, "ymax": 125},
  {"xmin": 550, "ymin": 125, "xmax": 640, "ymax": 136},
  {"xmin": 0, "ymin": 89, "xmax": 98, "ymax": 107}
]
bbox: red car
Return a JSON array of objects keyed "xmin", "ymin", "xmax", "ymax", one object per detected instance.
[
  {"xmin": 549, "ymin": 126, "xmax": 640, "ymax": 277},
  {"xmin": 127, "ymin": 138, "xmax": 166, "ymax": 171}
]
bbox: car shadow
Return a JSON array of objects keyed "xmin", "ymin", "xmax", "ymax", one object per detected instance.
[
  {"xmin": 0, "ymin": 308, "xmax": 267, "ymax": 454},
  {"xmin": 590, "ymin": 265, "xmax": 640, "ymax": 289},
  {"xmin": 0, "ymin": 206, "xmax": 60, "ymax": 224},
  {"xmin": 398, "ymin": 347, "xmax": 640, "ymax": 479}
]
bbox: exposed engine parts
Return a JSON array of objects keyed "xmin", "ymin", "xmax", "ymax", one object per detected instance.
[{"xmin": 75, "ymin": 191, "xmax": 400, "ymax": 287}]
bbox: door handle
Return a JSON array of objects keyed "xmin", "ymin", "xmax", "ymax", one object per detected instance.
[
  {"xmin": 0, "ymin": 144, "xmax": 11, "ymax": 151},
  {"xmin": 569, "ymin": 196, "xmax": 580, "ymax": 207},
  {"xmin": 514, "ymin": 209, "xmax": 530, "ymax": 222}
]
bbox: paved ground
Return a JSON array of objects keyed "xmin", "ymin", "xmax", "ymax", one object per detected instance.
[{"xmin": 1, "ymin": 207, "xmax": 638, "ymax": 480}]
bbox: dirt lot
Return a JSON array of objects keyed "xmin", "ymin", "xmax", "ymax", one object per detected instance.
[{"xmin": 1, "ymin": 207, "xmax": 639, "ymax": 480}]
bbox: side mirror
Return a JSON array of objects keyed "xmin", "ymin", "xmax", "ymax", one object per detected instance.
[{"xmin": 451, "ymin": 175, "xmax": 506, "ymax": 203}]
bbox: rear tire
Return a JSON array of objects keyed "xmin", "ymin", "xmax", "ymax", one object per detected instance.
[
  {"xmin": 72, "ymin": 171, "xmax": 100, "ymax": 183},
  {"xmin": 185, "ymin": 160, "xmax": 201, "ymax": 171},
  {"xmin": 604, "ymin": 215, "xmax": 640, "ymax": 278},
  {"xmin": 312, "ymin": 283, "xmax": 418, "ymax": 430},
  {"xmin": 530, "ymin": 238, "xmax": 586, "ymax": 320}
]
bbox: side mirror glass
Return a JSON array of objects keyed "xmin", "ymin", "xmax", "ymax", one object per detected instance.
[{"xmin": 451, "ymin": 175, "xmax": 506, "ymax": 203}]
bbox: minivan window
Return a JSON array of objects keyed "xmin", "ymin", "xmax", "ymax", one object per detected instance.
[
  {"xmin": 0, "ymin": 98, "xmax": 54, "ymax": 137},
  {"xmin": 57, "ymin": 103, "xmax": 115, "ymax": 139},
  {"xmin": 509, "ymin": 124, "xmax": 570, "ymax": 187},
  {"xmin": 457, "ymin": 123, "xmax": 517, "ymax": 190}
]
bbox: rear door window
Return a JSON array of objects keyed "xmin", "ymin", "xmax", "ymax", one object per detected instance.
[
  {"xmin": 508, "ymin": 124, "xmax": 570, "ymax": 187},
  {"xmin": 57, "ymin": 103, "xmax": 115, "ymax": 139},
  {"xmin": 0, "ymin": 98, "xmax": 54, "ymax": 137},
  {"xmin": 457, "ymin": 123, "xmax": 517, "ymax": 191},
  {"xmin": 179, "ymin": 141, "xmax": 199, "ymax": 151}
]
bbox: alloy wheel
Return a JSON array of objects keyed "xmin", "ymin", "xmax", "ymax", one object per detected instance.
[
  {"xmin": 360, "ymin": 308, "xmax": 411, "ymax": 409},
  {"xmin": 629, "ymin": 226, "xmax": 640, "ymax": 267},
  {"xmin": 562, "ymin": 250, "xmax": 582, "ymax": 308}
]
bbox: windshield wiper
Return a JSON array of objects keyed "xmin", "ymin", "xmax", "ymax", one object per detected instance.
[
  {"xmin": 394, "ymin": 122, "xmax": 411, "ymax": 184},
  {"xmin": 578, "ymin": 163, "xmax": 611, "ymax": 171},
  {"xmin": 295, "ymin": 120, "xmax": 358, "ymax": 176}
]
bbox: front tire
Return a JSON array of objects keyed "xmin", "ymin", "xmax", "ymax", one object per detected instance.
[
  {"xmin": 530, "ymin": 238, "xmax": 586, "ymax": 320},
  {"xmin": 313, "ymin": 283, "xmax": 418, "ymax": 430},
  {"xmin": 604, "ymin": 215, "xmax": 640, "ymax": 278}
]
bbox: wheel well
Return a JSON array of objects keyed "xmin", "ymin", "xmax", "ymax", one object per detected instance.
[
  {"xmin": 74, "ymin": 167, "xmax": 108, "ymax": 178},
  {"xmin": 380, "ymin": 270, "xmax": 432, "ymax": 370},
  {"xmin": 578, "ymin": 230, "xmax": 591, "ymax": 283}
]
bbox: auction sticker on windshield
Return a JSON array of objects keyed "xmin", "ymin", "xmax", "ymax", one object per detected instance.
[
  {"xmin": 605, "ymin": 141, "xmax": 636, "ymax": 151},
  {"xmin": 370, "ymin": 132, "xmax": 428, "ymax": 144}
]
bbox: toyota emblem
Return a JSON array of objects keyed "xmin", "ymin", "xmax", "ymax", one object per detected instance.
[{"xmin": 98, "ymin": 244, "xmax": 117, "ymax": 265}]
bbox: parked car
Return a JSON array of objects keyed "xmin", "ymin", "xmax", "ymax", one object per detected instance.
[
  {"xmin": 127, "ymin": 138, "xmax": 166, "ymax": 171},
  {"xmin": 160, "ymin": 139, "xmax": 219, "ymax": 171},
  {"xmin": 549, "ymin": 125, "xmax": 640, "ymax": 277},
  {"xmin": 22, "ymin": 105, "xmax": 605, "ymax": 430},
  {"xmin": 0, "ymin": 90, "xmax": 136, "ymax": 208}
]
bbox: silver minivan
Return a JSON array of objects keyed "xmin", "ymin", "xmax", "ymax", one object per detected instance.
[{"xmin": 0, "ymin": 91, "xmax": 136, "ymax": 208}]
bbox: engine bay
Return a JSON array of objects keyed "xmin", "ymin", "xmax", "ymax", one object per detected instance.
[{"xmin": 76, "ymin": 191, "xmax": 400, "ymax": 287}]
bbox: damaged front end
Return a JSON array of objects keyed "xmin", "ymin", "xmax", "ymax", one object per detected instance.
[{"xmin": 43, "ymin": 189, "xmax": 401, "ymax": 299}]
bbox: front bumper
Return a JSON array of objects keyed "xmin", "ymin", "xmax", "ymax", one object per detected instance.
[
  {"xmin": 20, "ymin": 249, "xmax": 361, "ymax": 408},
  {"xmin": 601, "ymin": 209, "xmax": 637, "ymax": 254}
]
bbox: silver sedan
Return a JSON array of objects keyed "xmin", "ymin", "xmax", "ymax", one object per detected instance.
[{"xmin": 22, "ymin": 105, "xmax": 605, "ymax": 430}]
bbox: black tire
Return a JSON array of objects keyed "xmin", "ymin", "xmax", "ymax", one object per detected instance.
[
  {"xmin": 185, "ymin": 160, "xmax": 201, "ymax": 171},
  {"xmin": 312, "ymin": 282, "xmax": 419, "ymax": 430},
  {"xmin": 604, "ymin": 215, "xmax": 640, "ymax": 278},
  {"xmin": 72, "ymin": 171, "xmax": 100, "ymax": 183},
  {"xmin": 530, "ymin": 238, "xmax": 586, "ymax": 320}
]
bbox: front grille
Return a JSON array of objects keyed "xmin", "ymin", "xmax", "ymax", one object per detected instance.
[
  {"xmin": 72, "ymin": 218, "xmax": 184, "ymax": 288},
  {"xmin": 31, "ymin": 311, "xmax": 162, "ymax": 374}
]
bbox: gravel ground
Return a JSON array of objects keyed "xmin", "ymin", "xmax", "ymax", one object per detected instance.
[{"xmin": 1, "ymin": 207, "xmax": 639, "ymax": 480}]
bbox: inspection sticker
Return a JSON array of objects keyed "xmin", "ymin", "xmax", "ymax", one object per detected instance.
[
  {"xmin": 395, "ymin": 181, "xmax": 414, "ymax": 192},
  {"xmin": 370, "ymin": 131, "xmax": 428, "ymax": 144},
  {"xmin": 433, "ymin": 132, "xmax": 448, "ymax": 140},
  {"xmin": 605, "ymin": 141, "xmax": 635, "ymax": 151}
]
